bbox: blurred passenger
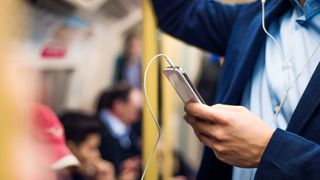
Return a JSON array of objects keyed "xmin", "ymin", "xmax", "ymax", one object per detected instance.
[
  {"xmin": 172, "ymin": 152, "xmax": 196, "ymax": 180},
  {"xmin": 96, "ymin": 84, "xmax": 142, "ymax": 178},
  {"xmin": 114, "ymin": 32, "xmax": 142, "ymax": 88},
  {"xmin": 60, "ymin": 112, "xmax": 116, "ymax": 180},
  {"xmin": 32, "ymin": 103, "xmax": 80, "ymax": 178},
  {"xmin": 158, "ymin": 143, "xmax": 196, "ymax": 180},
  {"xmin": 196, "ymin": 53, "xmax": 223, "ymax": 105}
]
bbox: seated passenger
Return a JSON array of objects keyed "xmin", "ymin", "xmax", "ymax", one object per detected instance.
[
  {"xmin": 96, "ymin": 84, "xmax": 142, "ymax": 178},
  {"xmin": 60, "ymin": 112, "xmax": 115, "ymax": 180},
  {"xmin": 32, "ymin": 103, "xmax": 80, "ymax": 179}
]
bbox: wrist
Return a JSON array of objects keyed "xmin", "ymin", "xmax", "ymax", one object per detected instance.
[{"xmin": 256, "ymin": 127, "xmax": 275, "ymax": 166}]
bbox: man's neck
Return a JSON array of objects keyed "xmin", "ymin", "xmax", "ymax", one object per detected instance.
[{"xmin": 300, "ymin": 0, "xmax": 305, "ymax": 6}]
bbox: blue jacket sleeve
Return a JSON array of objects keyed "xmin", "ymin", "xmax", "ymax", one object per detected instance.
[
  {"xmin": 152, "ymin": 0, "xmax": 243, "ymax": 55},
  {"xmin": 255, "ymin": 129, "xmax": 320, "ymax": 179}
]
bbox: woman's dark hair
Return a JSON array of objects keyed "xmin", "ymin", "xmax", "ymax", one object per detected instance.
[
  {"xmin": 96, "ymin": 84, "xmax": 133, "ymax": 114},
  {"xmin": 123, "ymin": 32, "xmax": 141, "ymax": 59},
  {"xmin": 59, "ymin": 112, "xmax": 102, "ymax": 146}
]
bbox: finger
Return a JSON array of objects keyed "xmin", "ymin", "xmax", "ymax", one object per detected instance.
[
  {"xmin": 185, "ymin": 102, "xmax": 227, "ymax": 124},
  {"xmin": 185, "ymin": 116, "xmax": 199, "ymax": 130},
  {"xmin": 197, "ymin": 133, "xmax": 219, "ymax": 149},
  {"xmin": 186, "ymin": 116, "xmax": 209, "ymax": 133},
  {"xmin": 192, "ymin": 120, "xmax": 220, "ymax": 138},
  {"xmin": 213, "ymin": 104, "xmax": 238, "ymax": 111},
  {"xmin": 213, "ymin": 104, "xmax": 248, "ymax": 112},
  {"xmin": 186, "ymin": 117, "xmax": 204, "ymax": 138},
  {"xmin": 183, "ymin": 113, "xmax": 190, "ymax": 122},
  {"xmin": 185, "ymin": 113, "xmax": 211, "ymax": 124},
  {"xmin": 187, "ymin": 117, "xmax": 227, "ymax": 141}
]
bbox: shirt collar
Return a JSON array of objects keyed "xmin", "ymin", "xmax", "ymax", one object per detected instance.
[
  {"xmin": 100, "ymin": 110, "xmax": 130, "ymax": 137},
  {"xmin": 290, "ymin": 0, "xmax": 320, "ymax": 23}
]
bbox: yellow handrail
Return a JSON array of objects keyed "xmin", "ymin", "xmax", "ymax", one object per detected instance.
[
  {"xmin": 142, "ymin": 0, "xmax": 159, "ymax": 179},
  {"xmin": 161, "ymin": 35, "xmax": 176, "ymax": 180},
  {"xmin": 0, "ymin": 0, "xmax": 23, "ymax": 179}
]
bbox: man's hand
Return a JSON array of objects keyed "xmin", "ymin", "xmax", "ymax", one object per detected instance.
[
  {"xmin": 184, "ymin": 103, "xmax": 275, "ymax": 168},
  {"xmin": 118, "ymin": 156, "xmax": 140, "ymax": 180},
  {"xmin": 95, "ymin": 160, "xmax": 116, "ymax": 180}
]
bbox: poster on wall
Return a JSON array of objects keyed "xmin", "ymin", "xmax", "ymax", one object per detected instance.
[{"xmin": 40, "ymin": 16, "xmax": 92, "ymax": 60}]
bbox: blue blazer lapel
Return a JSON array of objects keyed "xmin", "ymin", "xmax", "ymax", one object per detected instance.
[
  {"xmin": 218, "ymin": 0, "xmax": 291, "ymax": 104},
  {"xmin": 287, "ymin": 63, "xmax": 320, "ymax": 134}
]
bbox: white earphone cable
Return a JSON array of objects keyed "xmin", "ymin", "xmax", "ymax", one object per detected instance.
[
  {"xmin": 262, "ymin": 0, "xmax": 293, "ymax": 85},
  {"xmin": 141, "ymin": 54, "xmax": 175, "ymax": 180},
  {"xmin": 261, "ymin": 1, "xmax": 285, "ymax": 60},
  {"xmin": 248, "ymin": 1, "xmax": 284, "ymax": 179}
]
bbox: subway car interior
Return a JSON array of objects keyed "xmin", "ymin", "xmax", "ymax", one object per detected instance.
[{"xmin": 3, "ymin": 0, "xmax": 297, "ymax": 180}]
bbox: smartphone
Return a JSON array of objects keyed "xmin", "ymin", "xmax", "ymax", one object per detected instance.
[{"xmin": 163, "ymin": 66, "xmax": 205, "ymax": 104}]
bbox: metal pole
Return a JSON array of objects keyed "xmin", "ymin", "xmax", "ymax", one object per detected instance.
[{"xmin": 142, "ymin": 0, "xmax": 159, "ymax": 179}]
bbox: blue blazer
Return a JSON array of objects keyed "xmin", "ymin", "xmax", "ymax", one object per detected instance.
[{"xmin": 152, "ymin": 0, "xmax": 320, "ymax": 179}]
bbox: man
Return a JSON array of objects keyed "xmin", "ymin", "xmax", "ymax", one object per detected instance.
[
  {"xmin": 152, "ymin": 0, "xmax": 320, "ymax": 179},
  {"xmin": 96, "ymin": 85, "xmax": 142, "ymax": 178},
  {"xmin": 60, "ymin": 112, "xmax": 115, "ymax": 180}
]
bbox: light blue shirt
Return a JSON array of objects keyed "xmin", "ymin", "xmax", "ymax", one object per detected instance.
[
  {"xmin": 100, "ymin": 110, "xmax": 132, "ymax": 148},
  {"xmin": 232, "ymin": 0, "xmax": 320, "ymax": 179}
]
